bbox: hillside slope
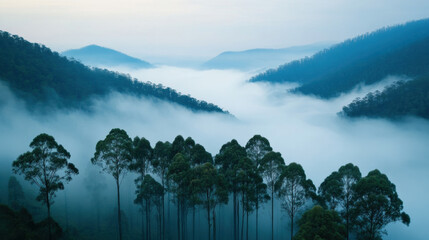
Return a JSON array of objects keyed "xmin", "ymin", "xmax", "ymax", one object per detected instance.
[
  {"xmin": 341, "ymin": 76, "xmax": 429, "ymax": 120},
  {"xmin": 0, "ymin": 31, "xmax": 226, "ymax": 114},
  {"xmin": 251, "ymin": 18, "xmax": 429, "ymax": 98}
]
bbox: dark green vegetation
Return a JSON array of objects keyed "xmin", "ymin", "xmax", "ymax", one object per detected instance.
[
  {"xmin": 62, "ymin": 45, "xmax": 153, "ymax": 69},
  {"xmin": 251, "ymin": 18, "xmax": 429, "ymax": 99},
  {"xmin": 12, "ymin": 134, "xmax": 79, "ymax": 240},
  {"xmin": 341, "ymin": 75, "xmax": 429, "ymax": 119},
  {"xmin": 0, "ymin": 31, "xmax": 226, "ymax": 113},
  {"xmin": 5, "ymin": 131, "xmax": 409, "ymax": 240}
]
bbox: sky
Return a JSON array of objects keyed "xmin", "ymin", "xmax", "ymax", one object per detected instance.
[{"xmin": 1, "ymin": 0, "xmax": 429, "ymax": 61}]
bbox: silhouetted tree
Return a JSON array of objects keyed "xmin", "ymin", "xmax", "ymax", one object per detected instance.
[
  {"xmin": 91, "ymin": 128, "xmax": 133, "ymax": 240},
  {"xmin": 260, "ymin": 151, "xmax": 285, "ymax": 240},
  {"xmin": 318, "ymin": 163, "xmax": 361, "ymax": 240},
  {"xmin": 275, "ymin": 162, "xmax": 315, "ymax": 240},
  {"xmin": 12, "ymin": 133, "xmax": 78, "ymax": 240},
  {"xmin": 215, "ymin": 139, "xmax": 247, "ymax": 240},
  {"xmin": 245, "ymin": 135, "xmax": 272, "ymax": 240},
  {"xmin": 351, "ymin": 170, "xmax": 410, "ymax": 240}
]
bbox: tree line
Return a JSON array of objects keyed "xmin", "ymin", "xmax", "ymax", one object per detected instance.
[
  {"xmin": 0, "ymin": 31, "xmax": 226, "ymax": 113},
  {"xmin": 9, "ymin": 129, "xmax": 410, "ymax": 240}
]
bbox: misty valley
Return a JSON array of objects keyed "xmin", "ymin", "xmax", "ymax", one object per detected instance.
[{"xmin": 1, "ymin": 17, "xmax": 429, "ymax": 240}]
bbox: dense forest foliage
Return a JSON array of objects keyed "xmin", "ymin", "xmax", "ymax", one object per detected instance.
[
  {"xmin": 341, "ymin": 75, "xmax": 429, "ymax": 120},
  {"xmin": 0, "ymin": 31, "xmax": 226, "ymax": 113},
  {"xmin": 3, "ymin": 131, "xmax": 410, "ymax": 240},
  {"xmin": 250, "ymin": 18, "xmax": 429, "ymax": 98},
  {"xmin": 62, "ymin": 45, "xmax": 153, "ymax": 69}
]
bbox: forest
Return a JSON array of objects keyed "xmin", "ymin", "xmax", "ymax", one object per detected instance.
[
  {"xmin": 341, "ymin": 75, "xmax": 429, "ymax": 120},
  {"xmin": 250, "ymin": 18, "xmax": 429, "ymax": 98},
  {"xmin": 2, "ymin": 130, "xmax": 410, "ymax": 240},
  {"xmin": 0, "ymin": 31, "xmax": 225, "ymax": 114}
]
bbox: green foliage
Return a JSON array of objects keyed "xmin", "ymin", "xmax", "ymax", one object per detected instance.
[
  {"xmin": 260, "ymin": 151, "xmax": 285, "ymax": 192},
  {"xmin": 293, "ymin": 205, "xmax": 346, "ymax": 240},
  {"xmin": 0, "ymin": 31, "xmax": 226, "ymax": 113},
  {"xmin": 0, "ymin": 204, "xmax": 62, "ymax": 240},
  {"xmin": 351, "ymin": 170, "xmax": 410, "ymax": 240},
  {"xmin": 250, "ymin": 18, "xmax": 429, "ymax": 98},
  {"xmin": 275, "ymin": 162, "xmax": 316, "ymax": 239},
  {"xmin": 91, "ymin": 128, "xmax": 133, "ymax": 181},
  {"xmin": 8, "ymin": 176, "xmax": 25, "ymax": 211},
  {"xmin": 245, "ymin": 135, "xmax": 272, "ymax": 168},
  {"xmin": 135, "ymin": 174, "xmax": 164, "ymax": 206},
  {"xmin": 12, "ymin": 133, "xmax": 78, "ymax": 207},
  {"xmin": 342, "ymin": 76, "xmax": 429, "ymax": 119}
]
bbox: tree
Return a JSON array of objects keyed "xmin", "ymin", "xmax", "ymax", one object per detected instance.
[
  {"xmin": 191, "ymin": 162, "xmax": 228, "ymax": 240},
  {"xmin": 91, "ymin": 128, "xmax": 133, "ymax": 240},
  {"xmin": 12, "ymin": 133, "xmax": 78, "ymax": 240},
  {"xmin": 293, "ymin": 205, "xmax": 346, "ymax": 240},
  {"xmin": 351, "ymin": 170, "xmax": 410, "ymax": 240},
  {"xmin": 8, "ymin": 176, "xmax": 25, "ymax": 211},
  {"xmin": 318, "ymin": 163, "xmax": 361, "ymax": 240},
  {"xmin": 152, "ymin": 141, "xmax": 172, "ymax": 240},
  {"xmin": 135, "ymin": 174, "xmax": 164, "ymax": 240},
  {"xmin": 168, "ymin": 153, "xmax": 191, "ymax": 240},
  {"xmin": 245, "ymin": 135, "xmax": 272, "ymax": 240},
  {"xmin": 275, "ymin": 162, "xmax": 315, "ymax": 240},
  {"xmin": 215, "ymin": 139, "xmax": 247, "ymax": 240},
  {"xmin": 259, "ymin": 151, "xmax": 285, "ymax": 240},
  {"xmin": 130, "ymin": 136, "xmax": 153, "ymax": 239}
]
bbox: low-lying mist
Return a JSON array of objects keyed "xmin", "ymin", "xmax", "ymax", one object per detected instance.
[{"xmin": 1, "ymin": 67, "xmax": 428, "ymax": 240}]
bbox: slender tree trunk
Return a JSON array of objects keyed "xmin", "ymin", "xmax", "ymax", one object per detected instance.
[
  {"xmin": 271, "ymin": 188, "xmax": 274, "ymax": 240},
  {"xmin": 233, "ymin": 192, "xmax": 236, "ymax": 240},
  {"xmin": 162, "ymin": 179, "xmax": 165, "ymax": 240},
  {"xmin": 346, "ymin": 202, "xmax": 349, "ymax": 240},
  {"xmin": 159, "ymin": 207, "xmax": 162, "ymax": 240},
  {"xmin": 212, "ymin": 207, "xmax": 216, "ymax": 240},
  {"xmin": 142, "ymin": 203, "xmax": 145, "ymax": 240},
  {"xmin": 46, "ymin": 191, "xmax": 52, "ymax": 240},
  {"xmin": 237, "ymin": 194, "xmax": 240, "ymax": 240},
  {"xmin": 290, "ymin": 214, "xmax": 293, "ymax": 240},
  {"xmin": 177, "ymin": 200, "xmax": 180, "ymax": 240},
  {"xmin": 116, "ymin": 179, "xmax": 123, "ymax": 240},
  {"xmin": 246, "ymin": 210, "xmax": 249, "ymax": 240},
  {"xmin": 256, "ymin": 202, "xmax": 258, "ymax": 240},
  {"xmin": 193, "ymin": 206, "xmax": 195, "ymax": 240},
  {"xmin": 168, "ymin": 191, "xmax": 171, "ymax": 240},
  {"xmin": 241, "ymin": 195, "xmax": 244, "ymax": 240},
  {"xmin": 207, "ymin": 200, "xmax": 211, "ymax": 240},
  {"xmin": 147, "ymin": 201, "xmax": 150, "ymax": 240}
]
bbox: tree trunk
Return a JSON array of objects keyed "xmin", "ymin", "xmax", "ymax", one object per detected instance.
[
  {"xmin": 207, "ymin": 200, "xmax": 211, "ymax": 240},
  {"xmin": 290, "ymin": 214, "xmax": 293, "ymax": 240},
  {"xmin": 212, "ymin": 207, "xmax": 216, "ymax": 240},
  {"xmin": 116, "ymin": 179, "xmax": 123, "ymax": 240},
  {"xmin": 147, "ymin": 200, "xmax": 151, "ymax": 240},
  {"xmin": 246, "ymin": 210, "xmax": 249, "ymax": 240},
  {"xmin": 177, "ymin": 200, "xmax": 180, "ymax": 240},
  {"xmin": 233, "ymin": 192, "xmax": 236, "ymax": 240},
  {"xmin": 193, "ymin": 206, "xmax": 195, "ymax": 240},
  {"xmin": 142, "ymin": 203, "xmax": 145, "ymax": 240},
  {"xmin": 256, "ymin": 201, "xmax": 258, "ymax": 240},
  {"xmin": 271, "ymin": 188, "xmax": 274, "ymax": 240},
  {"xmin": 46, "ymin": 191, "xmax": 52, "ymax": 240},
  {"xmin": 241, "ymin": 195, "xmax": 244, "ymax": 240},
  {"xmin": 162, "ymin": 179, "xmax": 165, "ymax": 240}
]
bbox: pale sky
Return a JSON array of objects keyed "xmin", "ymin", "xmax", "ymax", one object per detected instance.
[{"xmin": 1, "ymin": 0, "xmax": 429, "ymax": 61}]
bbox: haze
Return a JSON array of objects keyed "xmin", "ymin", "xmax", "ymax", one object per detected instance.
[
  {"xmin": 1, "ymin": 0, "xmax": 429, "ymax": 62},
  {"xmin": 1, "ymin": 66, "xmax": 428, "ymax": 239}
]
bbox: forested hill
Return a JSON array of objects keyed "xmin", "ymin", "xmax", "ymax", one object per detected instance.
[
  {"xmin": 62, "ymin": 45, "xmax": 153, "ymax": 69},
  {"xmin": 0, "ymin": 31, "xmax": 226, "ymax": 114},
  {"xmin": 250, "ymin": 18, "xmax": 429, "ymax": 98},
  {"xmin": 341, "ymin": 76, "xmax": 429, "ymax": 120}
]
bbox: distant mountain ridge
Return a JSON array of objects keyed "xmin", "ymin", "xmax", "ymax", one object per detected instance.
[
  {"xmin": 0, "ymin": 31, "xmax": 226, "ymax": 114},
  {"xmin": 202, "ymin": 43, "xmax": 331, "ymax": 71},
  {"xmin": 62, "ymin": 44, "xmax": 153, "ymax": 69},
  {"xmin": 251, "ymin": 18, "xmax": 429, "ymax": 98}
]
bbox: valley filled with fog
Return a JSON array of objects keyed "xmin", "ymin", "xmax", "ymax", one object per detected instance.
[{"xmin": 1, "ymin": 66, "xmax": 428, "ymax": 240}]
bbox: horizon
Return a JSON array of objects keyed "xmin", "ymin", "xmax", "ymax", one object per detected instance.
[{"xmin": 1, "ymin": 0, "xmax": 429, "ymax": 62}]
